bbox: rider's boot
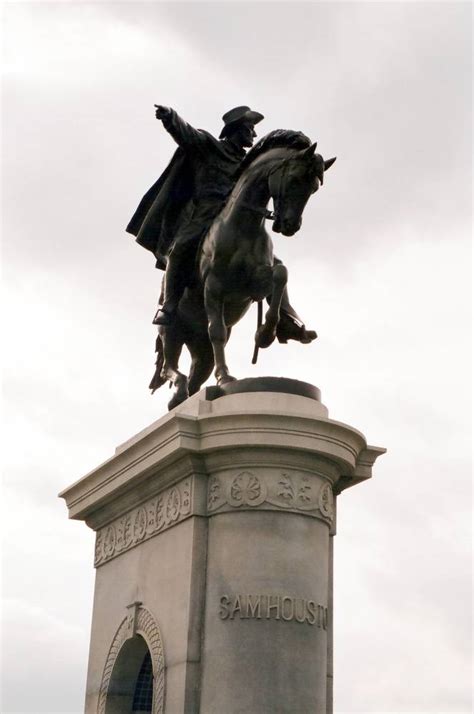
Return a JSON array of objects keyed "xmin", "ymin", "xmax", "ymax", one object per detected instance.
[
  {"xmin": 275, "ymin": 287, "xmax": 317, "ymax": 344},
  {"xmin": 153, "ymin": 251, "xmax": 186, "ymax": 326}
]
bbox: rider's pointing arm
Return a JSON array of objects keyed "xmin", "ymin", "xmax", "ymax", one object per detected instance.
[{"xmin": 154, "ymin": 105, "xmax": 207, "ymax": 152}]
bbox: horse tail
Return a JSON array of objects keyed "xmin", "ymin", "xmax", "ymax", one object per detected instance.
[{"xmin": 149, "ymin": 333, "xmax": 167, "ymax": 394}]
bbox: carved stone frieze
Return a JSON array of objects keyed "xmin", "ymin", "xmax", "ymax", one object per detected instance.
[
  {"xmin": 94, "ymin": 478, "xmax": 192, "ymax": 566},
  {"xmin": 207, "ymin": 471, "xmax": 334, "ymax": 524}
]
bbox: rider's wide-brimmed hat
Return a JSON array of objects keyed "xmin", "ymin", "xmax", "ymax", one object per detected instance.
[{"xmin": 219, "ymin": 105, "xmax": 264, "ymax": 139}]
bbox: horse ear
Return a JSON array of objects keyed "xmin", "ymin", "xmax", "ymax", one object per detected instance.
[
  {"xmin": 324, "ymin": 157, "xmax": 337, "ymax": 171},
  {"xmin": 304, "ymin": 142, "xmax": 317, "ymax": 157}
]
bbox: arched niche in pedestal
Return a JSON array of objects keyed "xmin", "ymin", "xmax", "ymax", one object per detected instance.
[{"xmin": 98, "ymin": 604, "xmax": 165, "ymax": 714}]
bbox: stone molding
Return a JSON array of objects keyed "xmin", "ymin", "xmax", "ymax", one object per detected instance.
[
  {"xmin": 208, "ymin": 470, "xmax": 334, "ymax": 524},
  {"xmin": 94, "ymin": 467, "xmax": 336, "ymax": 567},
  {"xmin": 94, "ymin": 479, "xmax": 191, "ymax": 567},
  {"xmin": 97, "ymin": 604, "xmax": 165, "ymax": 714},
  {"xmin": 60, "ymin": 387, "xmax": 384, "ymax": 523}
]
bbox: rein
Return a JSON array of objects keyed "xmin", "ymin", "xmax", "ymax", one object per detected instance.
[
  {"xmin": 239, "ymin": 157, "xmax": 291, "ymax": 222},
  {"xmin": 247, "ymin": 159, "xmax": 290, "ymax": 366},
  {"xmin": 268, "ymin": 159, "xmax": 289, "ymax": 221},
  {"xmin": 240, "ymin": 202, "xmax": 275, "ymax": 220}
]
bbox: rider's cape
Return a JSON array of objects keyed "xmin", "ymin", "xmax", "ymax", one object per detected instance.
[{"xmin": 126, "ymin": 148, "xmax": 194, "ymax": 270}]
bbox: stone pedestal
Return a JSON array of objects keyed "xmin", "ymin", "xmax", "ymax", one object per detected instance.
[{"xmin": 60, "ymin": 379, "xmax": 384, "ymax": 714}]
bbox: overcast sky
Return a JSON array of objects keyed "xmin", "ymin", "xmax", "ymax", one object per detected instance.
[{"xmin": 2, "ymin": 2, "xmax": 472, "ymax": 713}]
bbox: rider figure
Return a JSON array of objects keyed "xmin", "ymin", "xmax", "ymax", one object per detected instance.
[
  {"xmin": 127, "ymin": 105, "xmax": 316, "ymax": 342},
  {"xmin": 154, "ymin": 104, "xmax": 261, "ymax": 326}
]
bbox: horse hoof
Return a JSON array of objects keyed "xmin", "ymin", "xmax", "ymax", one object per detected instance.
[
  {"xmin": 217, "ymin": 374, "xmax": 237, "ymax": 387},
  {"xmin": 167, "ymin": 378, "xmax": 189, "ymax": 411},
  {"xmin": 300, "ymin": 329, "xmax": 317, "ymax": 344},
  {"xmin": 255, "ymin": 326, "xmax": 276, "ymax": 349},
  {"xmin": 168, "ymin": 392, "xmax": 187, "ymax": 410}
]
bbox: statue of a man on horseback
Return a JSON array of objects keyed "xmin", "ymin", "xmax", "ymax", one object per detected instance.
[
  {"xmin": 127, "ymin": 105, "xmax": 315, "ymax": 342},
  {"xmin": 127, "ymin": 105, "xmax": 335, "ymax": 409}
]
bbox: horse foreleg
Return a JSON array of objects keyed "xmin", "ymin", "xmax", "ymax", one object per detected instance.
[
  {"xmin": 204, "ymin": 281, "xmax": 235, "ymax": 386},
  {"xmin": 160, "ymin": 328, "xmax": 189, "ymax": 410},
  {"xmin": 255, "ymin": 263, "xmax": 289, "ymax": 349}
]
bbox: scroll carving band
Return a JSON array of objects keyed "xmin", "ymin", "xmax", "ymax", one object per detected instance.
[
  {"xmin": 94, "ymin": 479, "xmax": 191, "ymax": 566},
  {"xmin": 208, "ymin": 471, "xmax": 334, "ymax": 523}
]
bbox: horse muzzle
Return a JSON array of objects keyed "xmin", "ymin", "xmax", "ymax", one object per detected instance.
[
  {"xmin": 272, "ymin": 217, "xmax": 282, "ymax": 233},
  {"xmin": 278, "ymin": 217, "xmax": 302, "ymax": 236}
]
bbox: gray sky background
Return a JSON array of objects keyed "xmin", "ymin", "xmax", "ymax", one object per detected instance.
[{"xmin": 2, "ymin": 2, "xmax": 472, "ymax": 712}]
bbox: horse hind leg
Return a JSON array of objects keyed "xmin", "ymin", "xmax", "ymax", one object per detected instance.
[
  {"xmin": 188, "ymin": 338, "xmax": 214, "ymax": 396},
  {"xmin": 160, "ymin": 327, "xmax": 189, "ymax": 410}
]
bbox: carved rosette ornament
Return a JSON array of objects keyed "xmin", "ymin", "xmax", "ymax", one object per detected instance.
[
  {"xmin": 97, "ymin": 604, "xmax": 165, "ymax": 714},
  {"xmin": 207, "ymin": 471, "xmax": 334, "ymax": 524},
  {"xmin": 227, "ymin": 472, "xmax": 267, "ymax": 507},
  {"xmin": 94, "ymin": 479, "xmax": 192, "ymax": 566}
]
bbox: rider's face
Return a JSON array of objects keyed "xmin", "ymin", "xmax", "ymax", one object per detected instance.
[{"xmin": 231, "ymin": 121, "xmax": 257, "ymax": 148}]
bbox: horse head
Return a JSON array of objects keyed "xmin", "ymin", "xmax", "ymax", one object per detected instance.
[{"xmin": 269, "ymin": 144, "xmax": 336, "ymax": 236}]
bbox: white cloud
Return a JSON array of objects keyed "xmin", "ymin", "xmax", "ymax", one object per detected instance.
[
  {"xmin": 2, "ymin": 2, "xmax": 471, "ymax": 712},
  {"xmin": 2, "ymin": 597, "xmax": 91, "ymax": 713}
]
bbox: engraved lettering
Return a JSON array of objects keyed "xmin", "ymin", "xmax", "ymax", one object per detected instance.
[
  {"xmin": 281, "ymin": 596, "xmax": 294, "ymax": 621},
  {"xmin": 294, "ymin": 598, "xmax": 306, "ymax": 623},
  {"xmin": 266, "ymin": 595, "xmax": 280, "ymax": 620},
  {"xmin": 219, "ymin": 595, "xmax": 231, "ymax": 620},
  {"xmin": 306, "ymin": 599, "xmax": 316, "ymax": 625},
  {"xmin": 247, "ymin": 595, "xmax": 262, "ymax": 619},
  {"xmin": 219, "ymin": 594, "xmax": 327, "ymax": 626},
  {"xmin": 229, "ymin": 596, "xmax": 243, "ymax": 619}
]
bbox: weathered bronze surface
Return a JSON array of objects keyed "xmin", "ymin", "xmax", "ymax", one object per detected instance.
[{"xmin": 127, "ymin": 107, "xmax": 335, "ymax": 409}]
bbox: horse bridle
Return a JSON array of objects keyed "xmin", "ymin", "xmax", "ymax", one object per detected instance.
[
  {"xmin": 240, "ymin": 202, "xmax": 275, "ymax": 220},
  {"xmin": 240, "ymin": 159, "xmax": 291, "ymax": 221}
]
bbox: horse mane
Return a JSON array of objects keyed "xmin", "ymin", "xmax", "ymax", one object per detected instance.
[{"xmin": 239, "ymin": 129, "xmax": 312, "ymax": 173}]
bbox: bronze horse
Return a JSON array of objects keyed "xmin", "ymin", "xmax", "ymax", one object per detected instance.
[{"xmin": 149, "ymin": 130, "xmax": 336, "ymax": 409}]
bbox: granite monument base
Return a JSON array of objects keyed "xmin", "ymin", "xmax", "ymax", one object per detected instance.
[{"xmin": 60, "ymin": 379, "xmax": 385, "ymax": 714}]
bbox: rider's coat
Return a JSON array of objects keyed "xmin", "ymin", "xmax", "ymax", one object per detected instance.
[{"xmin": 126, "ymin": 109, "xmax": 245, "ymax": 269}]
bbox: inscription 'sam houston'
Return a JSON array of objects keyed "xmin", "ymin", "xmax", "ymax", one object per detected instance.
[{"xmin": 219, "ymin": 594, "xmax": 328, "ymax": 628}]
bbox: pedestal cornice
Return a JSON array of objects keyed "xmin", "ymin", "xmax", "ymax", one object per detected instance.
[{"xmin": 60, "ymin": 385, "xmax": 385, "ymax": 528}]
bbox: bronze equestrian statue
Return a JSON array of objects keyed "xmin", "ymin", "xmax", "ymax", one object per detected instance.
[{"xmin": 127, "ymin": 106, "xmax": 335, "ymax": 409}]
